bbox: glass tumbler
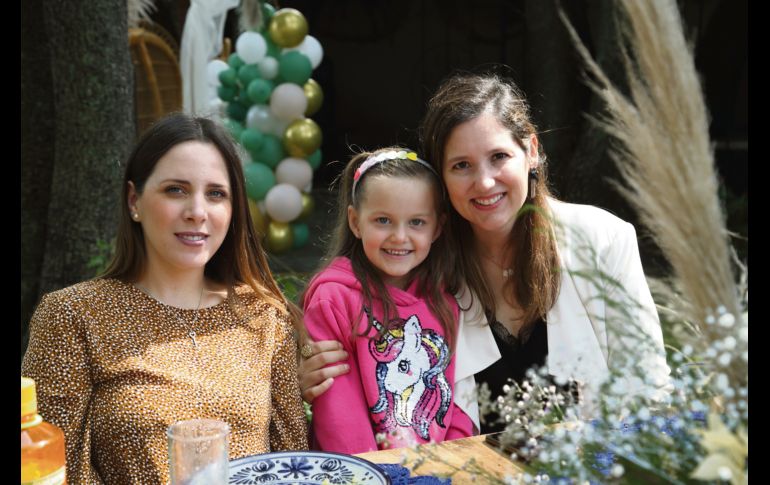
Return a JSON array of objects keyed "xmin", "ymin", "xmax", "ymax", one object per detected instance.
[{"xmin": 167, "ymin": 418, "xmax": 230, "ymax": 485}]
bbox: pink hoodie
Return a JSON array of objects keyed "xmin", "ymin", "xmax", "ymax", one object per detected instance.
[{"xmin": 303, "ymin": 257, "xmax": 475, "ymax": 454}]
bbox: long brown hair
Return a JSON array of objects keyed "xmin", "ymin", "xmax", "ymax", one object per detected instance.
[
  {"xmin": 419, "ymin": 72, "xmax": 561, "ymax": 333},
  {"xmin": 302, "ymin": 147, "xmax": 457, "ymax": 349},
  {"xmin": 103, "ymin": 112, "xmax": 302, "ymax": 329}
]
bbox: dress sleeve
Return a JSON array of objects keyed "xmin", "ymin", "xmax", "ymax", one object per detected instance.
[
  {"xmin": 21, "ymin": 292, "xmax": 105, "ymax": 484},
  {"xmin": 269, "ymin": 313, "xmax": 310, "ymax": 451},
  {"xmin": 603, "ymin": 221, "xmax": 673, "ymax": 401},
  {"xmin": 303, "ymin": 297, "xmax": 379, "ymax": 453}
]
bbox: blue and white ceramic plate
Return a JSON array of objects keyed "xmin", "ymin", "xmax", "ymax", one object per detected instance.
[{"xmin": 228, "ymin": 451, "xmax": 391, "ymax": 485}]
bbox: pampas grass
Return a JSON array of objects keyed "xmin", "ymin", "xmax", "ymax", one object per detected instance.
[
  {"xmin": 559, "ymin": 0, "xmax": 742, "ymax": 339},
  {"xmin": 127, "ymin": 0, "xmax": 156, "ymax": 28}
]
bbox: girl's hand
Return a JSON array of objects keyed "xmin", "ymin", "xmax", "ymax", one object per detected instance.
[{"xmin": 298, "ymin": 339, "xmax": 350, "ymax": 403}]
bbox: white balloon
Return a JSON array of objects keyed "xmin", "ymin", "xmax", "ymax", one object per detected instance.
[
  {"xmin": 235, "ymin": 32, "xmax": 267, "ymax": 64},
  {"xmin": 258, "ymin": 56, "xmax": 279, "ymax": 80},
  {"xmin": 270, "ymin": 83, "xmax": 307, "ymax": 121},
  {"xmin": 286, "ymin": 35, "xmax": 324, "ymax": 69},
  {"xmin": 246, "ymin": 104, "xmax": 272, "ymax": 132},
  {"xmin": 271, "ymin": 117, "xmax": 290, "ymax": 138},
  {"xmin": 206, "ymin": 59, "xmax": 229, "ymax": 86},
  {"xmin": 276, "ymin": 158, "xmax": 313, "ymax": 189},
  {"xmin": 265, "ymin": 184, "xmax": 303, "ymax": 222}
]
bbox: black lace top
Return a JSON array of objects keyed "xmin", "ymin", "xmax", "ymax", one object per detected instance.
[{"xmin": 474, "ymin": 317, "xmax": 549, "ymax": 434}]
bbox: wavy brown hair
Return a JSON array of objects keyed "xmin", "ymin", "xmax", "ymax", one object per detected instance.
[
  {"xmin": 103, "ymin": 112, "xmax": 302, "ymax": 330},
  {"xmin": 302, "ymin": 147, "xmax": 457, "ymax": 349},
  {"xmin": 419, "ymin": 72, "xmax": 561, "ymax": 334}
]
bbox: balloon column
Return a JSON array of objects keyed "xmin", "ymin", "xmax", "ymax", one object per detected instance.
[{"xmin": 207, "ymin": 5, "xmax": 323, "ymax": 253}]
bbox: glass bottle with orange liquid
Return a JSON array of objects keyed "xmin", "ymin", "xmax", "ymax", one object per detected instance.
[{"xmin": 21, "ymin": 377, "xmax": 66, "ymax": 484}]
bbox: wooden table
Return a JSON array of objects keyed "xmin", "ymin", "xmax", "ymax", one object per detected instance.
[{"xmin": 356, "ymin": 435, "xmax": 526, "ymax": 484}]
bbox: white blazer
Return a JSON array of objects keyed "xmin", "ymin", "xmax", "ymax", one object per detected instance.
[{"xmin": 453, "ymin": 199, "xmax": 672, "ymax": 430}]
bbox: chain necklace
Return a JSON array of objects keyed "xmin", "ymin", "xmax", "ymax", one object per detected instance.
[
  {"xmin": 135, "ymin": 283, "xmax": 205, "ymax": 349},
  {"xmin": 480, "ymin": 253, "xmax": 513, "ymax": 279},
  {"xmin": 134, "ymin": 282, "xmax": 207, "ymax": 414}
]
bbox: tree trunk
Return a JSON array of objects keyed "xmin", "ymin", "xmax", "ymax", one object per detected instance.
[
  {"xmin": 21, "ymin": 0, "xmax": 56, "ymax": 356},
  {"xmin": 24, "ymin": 0, "xmax": 135, "ymax": 353}
]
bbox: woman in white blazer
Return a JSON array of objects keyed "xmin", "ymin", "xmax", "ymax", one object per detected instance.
[{"xmin": 299, "ymin": 72, "xmax": 671, "ymax": 433}]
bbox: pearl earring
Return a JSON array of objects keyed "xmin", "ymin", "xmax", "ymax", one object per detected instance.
[{"xmin": 132, "ymin": 212, "xmax": 139, "ymax": 220}]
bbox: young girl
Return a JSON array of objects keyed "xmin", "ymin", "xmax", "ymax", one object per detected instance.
[{"xmin": 301, "ymin": 147, "xmax": 475, "ymax": 454}]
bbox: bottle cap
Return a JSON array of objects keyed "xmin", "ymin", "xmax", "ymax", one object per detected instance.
[{"xmin": 21, "ymin": 377, "xmax": 38, "ymax": 417}]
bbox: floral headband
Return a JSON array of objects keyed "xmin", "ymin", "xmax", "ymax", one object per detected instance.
[{"xmin": 351, "ymin": 150, "xmax": 438, "ymax": 200}]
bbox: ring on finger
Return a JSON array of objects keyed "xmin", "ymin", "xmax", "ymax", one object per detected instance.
[{"xmin": 300, "ymin": 343, "xmax": 313, "ymax": 359}]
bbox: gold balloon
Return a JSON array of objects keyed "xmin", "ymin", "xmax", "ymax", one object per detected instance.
[
  {"xmin": 247, "ymin": 198, "xmax": 268, "ymax": 237},
  {"xmin": 268, "ymin": 8, "xmax": 308, "ymax": 48},
  {"xmin": 266, "ymin": 221, "xmax": 294, "ymax": 253},
  {"xmin": 283, "ymin": 118, "xmax": 322, "ymax": 158},
  {"xmin": 303, "ymin": 79, "xmax": 324, "ymax": 116},
  {"xmin": 298, "ymin": 192, "xmax": 315, "ymax": 221}
]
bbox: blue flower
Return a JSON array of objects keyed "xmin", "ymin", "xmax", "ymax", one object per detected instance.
[{"xmin": 279, "ymin": 456, "xmax": 313, "ymax": 479}]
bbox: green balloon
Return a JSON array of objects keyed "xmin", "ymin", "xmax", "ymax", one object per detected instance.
[
  {"xmin": 307, "ymin": 149, "xmax": 322, "ymax": 170},
  {"xmin": 278, "ymin": 51, "xmax": 312, "ymax": 85},
  {"xmin": 291, "ymin": 222, "xmax": 310, "ymax": 248},
  {"xmin": 265, "ymin": 36, "xmax": 281, "ymax": 58},
  {"xmin": 224, "ymin": 118, "xmax": 244, "ymax": 140},
  {"xmin": 234, "ymin": 95, "xmax": 253, "ymax": 111},
  {"xmin": 227, "ymin": 53, "xmax": 245, "ymax": 70},
  {"xmin": 238, "ymin": 64, "xmax": 261, "ymax": 86},
  {"xmin": 243, "ymin": 162, "xmax": 276, "ymax": 201},
  {"xmin": 261, "ymin": 2, "xmax": 276, "ymax": 22},
  {"xmin": 226, "ymin": 102, "xmax": 247, "ymax": 122},
  {"xmin": 217, "ymin": 84, "xmax": 237, "ymax": 102},
  {"xmin": 240, "ymin": 128, "xmax": 264, "ymax": 153},
  {"xmin": 253, "ymin": 135, "xmax": 285, "ymax": 168},
  {"xmin": 218, "ymin": 68, "xmax": 238, "ymax": 87},
  {"xmin": 247, "ymin": 78, "xmax": 274, "ymax": 104}
]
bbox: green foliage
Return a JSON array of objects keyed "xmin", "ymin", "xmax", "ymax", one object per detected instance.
[
  {"xmin": 274, "ymin": 272, "xmax": 310, "ymax": 304},
  {"xmin": 86, "ymin": 238, "xmax": 115, "ymax": 277}
]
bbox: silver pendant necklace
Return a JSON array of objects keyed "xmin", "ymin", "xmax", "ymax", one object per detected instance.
[
  {"xmin": 480, "ymin": 254, "xmax": 513, "ymax": 279},
  {"xmin": 134, "ymin": 281, "xmax": 207, "ymax": 414},
  {"xmin": 135, "ymin": 283, "xmax": 205, "ymax": 349}
]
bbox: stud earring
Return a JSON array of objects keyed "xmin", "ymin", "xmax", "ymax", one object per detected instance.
[{"xmin": 131, "ymin": 212, "xmax": 139, "ymax": 220}]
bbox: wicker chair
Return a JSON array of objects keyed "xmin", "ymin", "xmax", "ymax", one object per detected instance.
[{"xmin": 129, "ymin": 21, "xmax": 182, "ymax": 136}]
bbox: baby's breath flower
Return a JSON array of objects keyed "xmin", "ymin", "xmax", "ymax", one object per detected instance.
[
  {"xmin": 718, "ymin": 466, "xmax": 733, "ymax": 481},
  {"xmin": 718, "ymin": 353, "xmax": 732, "ymax": 366},
  {"xmin": 611, "ymin": 464, "xmax": 625, "ymax": 478},
  {"xmin": 716, "ymin": 305, "xmax": 727, "ymax": 315},
  {"xmin": 718, "ymin": 312, "xmax": 735, "ymax": 327},
  {"xmin": 690, "ymin": 400, "xmax": 706, "ymax": 412},
  {"xmin": 715, "ymin": 373, "xmax": 729, "ymax": 391},
  {"xmin": 723, "ymin": 336, "xmax": 737, "ymax": 350},
  {"xmin": 637, "ymin": 407, "xmax": 651, "ymax": 421},
  {"xmin": 682, "ymin": 344, "xmax": 694, "ymax": 355}
]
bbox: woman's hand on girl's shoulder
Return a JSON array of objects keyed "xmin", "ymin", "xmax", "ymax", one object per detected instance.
[{"xmin": 298, "ymin": 340, "xmax": 350, "ymax": 403}]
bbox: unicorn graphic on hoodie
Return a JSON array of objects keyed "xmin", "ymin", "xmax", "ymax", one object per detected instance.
[{"xmin": 368, "ymin": 312, "xmax": 452, "ymax": 440}]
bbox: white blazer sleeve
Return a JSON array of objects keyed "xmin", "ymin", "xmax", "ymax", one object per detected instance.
[{"xmin": 603, "ymin": 221, "xmax": 672, "ymax": 402}]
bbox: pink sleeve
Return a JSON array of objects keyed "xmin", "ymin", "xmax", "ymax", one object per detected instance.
[
  {"xmin": 303, "ymin": 296, "xmax": 379, "ymax": 453},
  {"xmin": 445, "ymin": 402, "xmax": 477, "ymax": 440}
]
